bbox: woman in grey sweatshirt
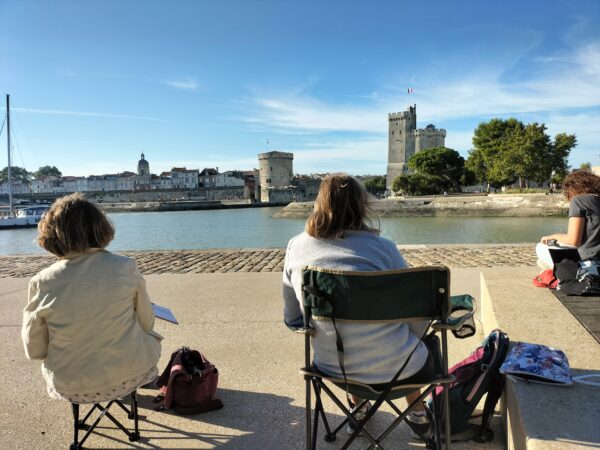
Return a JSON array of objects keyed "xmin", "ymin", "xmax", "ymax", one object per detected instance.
[{"xmin": 283, "ymin": 173, "xmax": 433, "ymax": 424}]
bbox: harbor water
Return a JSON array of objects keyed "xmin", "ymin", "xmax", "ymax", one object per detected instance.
[{"xmin": 0, "ymin": 207, "xmax": 567, "ymax": 255}]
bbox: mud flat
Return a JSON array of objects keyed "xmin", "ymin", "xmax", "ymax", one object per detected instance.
[{"xmin": 274, "ymin": 194, "xmax": 569, "ymax": 219}]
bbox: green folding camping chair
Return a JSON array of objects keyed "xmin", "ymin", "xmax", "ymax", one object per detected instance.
[{"xmin": 298, "ymin": 266, "xmax": 469, "ymax": 450}]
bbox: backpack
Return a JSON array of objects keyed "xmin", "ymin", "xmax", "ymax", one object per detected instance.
[
  {"xmin": 428, "ymin": 329, "xmax": 509, "ymax": 442},
  {"xmin": 155, "ymin": 347, "xmax": 224, "ymax": 415}
]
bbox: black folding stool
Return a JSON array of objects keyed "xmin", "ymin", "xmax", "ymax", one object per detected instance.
[{"xmin": 69, "ymin": 390, "xmax": 139, "ymax": 449}]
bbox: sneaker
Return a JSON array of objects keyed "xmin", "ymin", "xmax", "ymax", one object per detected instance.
[
  {"xmin": 406, "ymin": 410, "xmax": 432, "ymax": 440},
  {"xmin": 345, "ymin": 402, "xmax": 371, "ymax": 435}
]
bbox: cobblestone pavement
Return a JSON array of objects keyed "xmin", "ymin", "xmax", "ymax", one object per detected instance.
[{"xmin": 0, "ymin": 244, "xmax": 537, "ymax": 278}]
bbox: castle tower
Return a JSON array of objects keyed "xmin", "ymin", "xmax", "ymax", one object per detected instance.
[
  {"xmin": 386, "ymin": 105, "xmax": 416, "ymax": 190},
  {"xmin": 386, "ymin": 105, "xmax": 446, "ymax": 191},
  {"xmin": 137, "ymin": 152, "xmax": 150, "ymax": 176},
  {"xmin": 258, "ymin": 151, "xmax": 293, "ymax": 202}
]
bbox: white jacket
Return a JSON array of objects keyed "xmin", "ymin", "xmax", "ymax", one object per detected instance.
[{"xmin": 22, "ymin": 249, "xmax": 161, "ymax": 401}]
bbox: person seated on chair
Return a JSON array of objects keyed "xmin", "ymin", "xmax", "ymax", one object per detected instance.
[
  {"xmin": 537, "ymin": 170, "xmax": 600, "ymax": 268},
  {"xmin": 283, "ymin": 173, "xmax": 435, "ymax": 434},
  {"xmin": 21, "ymin": 193, "xmax": 162, "ymax": 404}
]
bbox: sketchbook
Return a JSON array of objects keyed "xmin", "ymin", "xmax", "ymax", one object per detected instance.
[{"xmin": 152, "ymin": 303, "xmax": 178, "ymax": 324}]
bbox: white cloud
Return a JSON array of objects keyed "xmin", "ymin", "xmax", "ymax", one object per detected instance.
[
  {"xmin": 12, "ymin": 107, "xmax": 162, "ymax": 122},
  {"xmin": 164, "ymin": 78, "xmax": 199, "ymax": 91},
  {"xmin": 242, "ymin": 40, "xmax": 600, "ymax": 132}
]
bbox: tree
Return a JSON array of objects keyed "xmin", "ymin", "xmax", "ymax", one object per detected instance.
[
  {"xmin": 392, "ymin": 173, "xmax": 451, "ymax": 196},
  {"xmin": 468, "ymin": 118, "xmax": 576, "ymax": 189},
  {"xmin": 0, "ymin": 166, "xmax": 31, "ymax": 183},
  {"xmin": 408, "ymin": 147, "xmax": 466, "ymax": 190},
  {"xmin": 34, "ymin": 165, "xmax": 62, "ymax": 179},
  {"xmin": 363, "ymin": 176, "xmax": 386, "ymax": 194}
]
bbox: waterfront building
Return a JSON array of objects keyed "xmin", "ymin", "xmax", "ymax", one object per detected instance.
[
  {"xmin": 30, "ymin": 176, "xmax": 61, "ymax": 194},
  {"xmin": 386, "ymin": 105, "xmax": 446, "ymax": 190},
  {"xmin": 158, "ymin": 172, "xmax": 173, "ymax": 190},
  {"xmin": 0, "ymin": 180, "xmax": 32, "ymax": 194},
  {"xmin": 199, "ymin": 168, "xmax": 218, "ymax": 187},
  {"xmin": 171, "ymin": 167, "xmax": 199, "ymax": 190},
  {"xmin": 116, "ymin": 172, "xmax": 135, "ymax": 191}
]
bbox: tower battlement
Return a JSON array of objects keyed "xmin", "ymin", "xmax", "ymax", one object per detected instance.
[{"xmin": 258, "ymin": 151, "xmax": 293, "ymax": 160}]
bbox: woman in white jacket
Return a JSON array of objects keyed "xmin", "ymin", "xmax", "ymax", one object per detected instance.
[{"xmin": 22, "ymin": 193, "xmax": 161, "ymax": 403}]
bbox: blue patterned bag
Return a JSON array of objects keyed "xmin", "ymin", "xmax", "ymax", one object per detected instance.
[{"xmin": 499, "ymin": 342, "xmax": 572, "ymax": 386}]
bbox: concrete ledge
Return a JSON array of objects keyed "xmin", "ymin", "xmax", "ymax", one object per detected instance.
[{"xmin": 480, "ymin": 267, "xmax": 600, "ymax": 449}]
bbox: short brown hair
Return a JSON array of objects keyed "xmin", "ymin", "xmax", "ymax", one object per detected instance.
[
  {"xmin": 37, "ymin": 193, "xmax": 115, "ymax": 257},
  {"xmin": 563, "ymin": 170, "xmax": 600, "ymax": 200},
  {"xmin": 305, "ymin": 173, "xmax": 378, "ymax": 239}
]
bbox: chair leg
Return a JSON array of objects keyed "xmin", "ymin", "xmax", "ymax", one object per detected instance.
[
  {"xmin": 443, "ymin": 384, "xmax": 451, "ymax": 450},
  {"xmin": 70, "ymin": 403, "xmax": 79, "ymax": 450},
  {"xmin": 306, "ymin": 376, "xmax": 312, "ymax": 450},
  {"xmin": 312, "ymin": 381, "xmax": 334, "ymax": 443},
  {"xmin": 129, "ymin": 391, "xmax": 140, "ymax": 441}
]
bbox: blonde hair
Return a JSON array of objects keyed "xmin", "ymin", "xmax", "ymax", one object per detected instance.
[
  {"xmin": 37, "ymin": 193, "xmax": 115, "ymax": 257},
  {"xmin": 305, "ymin": 173, "xmax": 378, "ymax": 239}
]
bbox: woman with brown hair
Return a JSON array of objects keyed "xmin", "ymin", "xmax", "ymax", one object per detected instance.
[
  {"xmin": 22, "ymin": 193, "xmax": 161, "ymax": 403},
  {"xmin": 283, "ymin": 173, "xmax": 433, "ymax": 435},
  {"xmin": 537, "ymin": 170, "xmax": 600, "ymax": 267}
]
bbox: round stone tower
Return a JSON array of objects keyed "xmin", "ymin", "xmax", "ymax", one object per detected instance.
[
  {"xmin": 258, "ymin": 151, "xmax": 293, "ymax": 202},
  {"xmin": 137, "ymin": 153, "xmax": 150, "ymax": 176}
]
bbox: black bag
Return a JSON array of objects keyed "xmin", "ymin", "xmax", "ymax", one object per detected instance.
[
  {"xmin": 555, "ymin": 259, "xmax": 600, "ymax": 296},
  {"xmin": 429, "ymin": 329, "xmax": 510, "ymax": 442}
]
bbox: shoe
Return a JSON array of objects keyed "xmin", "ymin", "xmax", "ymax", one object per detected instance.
[
  {"xmin": 406, "ymin": 409, "xmax": 432, "ymax": 440},
  {"xmin": 345, "ymin": 402, "xmax": 371, "ymax": 435}
]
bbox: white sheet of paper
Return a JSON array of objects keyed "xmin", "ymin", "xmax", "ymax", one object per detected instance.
[{"xmin": 152, "ymin": 303, "xmax": 178, "ymax": 324}]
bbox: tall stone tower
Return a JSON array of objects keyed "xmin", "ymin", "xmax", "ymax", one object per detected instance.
[
  {"xmin": 258, "ymin": 151, "xmax": 293, "ymax": 202},
  {"xmin": 137, "ymin": 153, "xmax": 150, "ymax": 176},
  {"xmin": 386, "ymin": 105, "xmax": 446, "ymax": 190},
  {"xmin": 387, "ymin": 105, "xmax": 416, "ymax": 189}
]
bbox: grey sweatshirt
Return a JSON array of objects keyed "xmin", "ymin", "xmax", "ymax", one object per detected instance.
[{"xmin": 283, "ymin": 230, "xmax": 428, "ymax": 384}]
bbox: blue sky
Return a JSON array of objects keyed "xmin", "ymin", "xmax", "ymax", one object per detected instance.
[{"xmin": 1, "ymin": 0, "xmax": 599, "ymax": 177}]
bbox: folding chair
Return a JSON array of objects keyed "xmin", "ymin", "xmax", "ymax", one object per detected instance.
[
  {"xmin": 299, "ymin": 266, "xmax": 460, "ymax": 450},
  {"xmin": 69, "ymin": 390, "xmax": 140, "ymax": 450}
]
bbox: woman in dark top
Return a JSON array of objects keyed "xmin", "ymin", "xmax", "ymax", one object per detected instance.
[{"xmin": 537, "ymin": 170, "xmax": 600, "ymax": 267}]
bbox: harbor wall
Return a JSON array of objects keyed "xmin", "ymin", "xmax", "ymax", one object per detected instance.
[{"xmin": 275, "ymin": 194, "xmax": 570, "ymax": 218}]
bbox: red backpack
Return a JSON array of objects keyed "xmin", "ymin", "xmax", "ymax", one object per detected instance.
[{"xmin": 156, "ymin": 347, "xmax": 223, "ymax": 415}]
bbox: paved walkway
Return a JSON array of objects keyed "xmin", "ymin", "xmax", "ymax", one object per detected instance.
[
  {"xmin": 1, "ymin": 269, "xmax": 502, "ymax": 449},
  {"xmin": 0, "ymin": 244, "xmax": 537, "ymax": 278}
]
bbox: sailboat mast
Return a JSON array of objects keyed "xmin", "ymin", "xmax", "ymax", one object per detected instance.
[{"xmin": 6, "ymin": 94, "xmax": 12, "ymax": 214}]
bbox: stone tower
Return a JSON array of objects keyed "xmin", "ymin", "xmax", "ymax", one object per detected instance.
[
  {"xmin": 137, "ymin": 153, "xmax": 150, "ymax": 176},
  {"xmin": 258, "ymin": 151, "xmax": 293, "ymax": 202},
  {"xmin": 386, "ymin": 105, "xmax": 446, "ymax": 190}
]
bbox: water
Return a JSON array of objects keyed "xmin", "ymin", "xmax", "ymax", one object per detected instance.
[{"xmin": 0, "ymin": 207, "xmax": 566, "ymax": 255}]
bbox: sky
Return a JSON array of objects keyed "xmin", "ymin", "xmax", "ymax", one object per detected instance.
[{"xmin": 1, "ymin": 0, "xmax": 599, "ymax": 177}]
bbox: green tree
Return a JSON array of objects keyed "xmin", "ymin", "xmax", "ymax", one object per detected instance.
[
  {"xmin": 363, "ymin": 175, "xmax": 386, "ymax": 194},
  {"xmin": 34, "ymin": 165, "xmax": 62, "ymax": 179},
  {"xmin": 0, "ymin": 166, "xmax": 31, "ymax": 183},
  {"xmin": 465, "ymin": 148, "xmax": 487, "ymax": 185},
  {"xmin": 408, "ymin": 147, "xmax": 465, "ymax": 186},
  {"xmin": 580, "ymin": 162, "xmax": 592, "ymax": 171},
  {"xmin": 392, "ymin": 173, "xmax": 451, "ymax": 196},
  {"xmin": 468, "ymin": 118, "xmax": 576, "ymax": 190}
]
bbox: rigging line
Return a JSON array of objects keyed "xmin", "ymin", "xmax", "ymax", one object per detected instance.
[
  {"xmin": 13, "ymin": 107, "xmax": 40, "ymax": 168},
  {"xmin": 0, "ymin": 115, "xmax": 5, "ymax": 137},
  {"xmin": 9, "ymin": 122, "xmax": 27, "ymax": 171}
]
